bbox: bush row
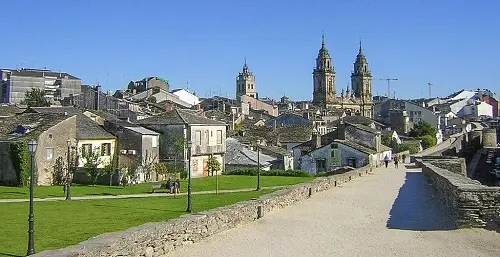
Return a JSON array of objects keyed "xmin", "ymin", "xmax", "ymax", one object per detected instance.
[{"xmin": 223, "ymin": 168, "xmax": 313, "ymax": 177}]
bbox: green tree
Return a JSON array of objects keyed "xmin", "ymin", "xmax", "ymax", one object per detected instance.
[
  {"xmin": 22, "ymin": 88, "xmax": 50, "ymax": 107},
  {"xmin": 52, "ymin": 156, "xmax": 66, "ymax": 185},
  {"xmin": 81, "ymin": 146, "xmax": 104, "ymax": 184},
  {"xmin": 419, "ymin": 135, "xmax": 437, "ymax": 149},
  {"xmin": 409, "ymin": 121, "xmax": 437, "ymax": 138},
  {"xmin": 207, "ymin": 156, "xmax": 221, "ymax": 176},
  {"xmin": 381, "ymin": 134, "xmax": 392, "ymax": 147}
]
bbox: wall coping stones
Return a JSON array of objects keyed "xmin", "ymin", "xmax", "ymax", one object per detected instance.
[{"xmin": 34, "ymin": 166, "xmax": 373, "ymax": 257}]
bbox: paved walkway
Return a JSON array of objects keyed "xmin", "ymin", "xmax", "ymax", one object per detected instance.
[
  {"xmin": 0, "ymin": 186, "xmax": 286, "ymax": 203},
  {"xmin": 166, "ymin": 164, "xmax": 500, "ymax": 257}
]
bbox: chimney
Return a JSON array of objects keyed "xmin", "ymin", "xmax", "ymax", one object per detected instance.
[
  {"xmin": 312, "ymin": 128, "xmax": 321, "ymax": 148},
  {"xmin": 95, "ymin": 85, "xmax": 101, "ymax": 110},
  {"xmin": 337, "ymin": 121, "xmax": 346, "ymax": 140}
]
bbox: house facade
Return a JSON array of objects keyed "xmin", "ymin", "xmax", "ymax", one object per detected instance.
[{"xmin": 138, "ymin": 109, "xmax": 227, "ymax": 178}]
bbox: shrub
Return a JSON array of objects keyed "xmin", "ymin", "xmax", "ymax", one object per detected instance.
[
  {"xmin": 396, "ymin": 143, "xmax": 420, "ymax": 154},
  {"xmin": 419, "ymin": 135, "xmax": 437, "ymax": 149},
  {"xmin": 223, "ymin": 168, "xmax": 313, "ymax": 177}
]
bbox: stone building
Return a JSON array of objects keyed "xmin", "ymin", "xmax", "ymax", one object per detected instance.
[
  {"xmin": 312, "ymin": 37, "xmax": 373, "ymax": 118},
  {"xmin": 128, "ymin": 77, "xmax": 169, "ymax": 94},
  {"xmin": 137, "ymin": 108, "xmax": 227, "ymax": 178},
  {"xmin": 0, "ymin": 68, "xmax": 81, "ymax": 104},
  {"xmin": 236, "ymin": 59, "xmax": 257, "ymax": 101},
  {"xmin": 0, "ymin": 113, "xmax": 77, "ymax": 185}
]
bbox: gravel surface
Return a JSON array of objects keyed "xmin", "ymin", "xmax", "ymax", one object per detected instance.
[{"xmin": 165, "ymin": 164, "xmax": 500, "ymax": 257}]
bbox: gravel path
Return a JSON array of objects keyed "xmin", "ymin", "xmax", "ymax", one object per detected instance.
[{"xmin": 166, "ymin": 164, "xmax": 500, "ymax": 257}]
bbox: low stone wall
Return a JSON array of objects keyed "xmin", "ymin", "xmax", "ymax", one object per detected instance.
[
  {"xmin": 34, "ymin": 166, "xmax": 373, "ymax": 257},
  {"xmin": 415, "ymin": 158, "xmax": 500, "ymax": 229},
  {"xmin": 421, "ymin": 156, "xmax": 466, "ymax": 176}
]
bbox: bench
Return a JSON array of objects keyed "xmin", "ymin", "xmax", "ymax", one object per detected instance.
[{"xmin": 152, "ymin": 183, "xmax": 170, "ymax": 193}]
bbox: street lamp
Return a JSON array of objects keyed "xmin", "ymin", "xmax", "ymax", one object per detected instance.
[
  {"xmin": 66, "ymin": 139, "xmax": 72, "ymax": 201},
  {"xmin": 27, "ymin": 139, "xmax": 37, "ymax": 256},
  {"xmin": 256, "ymin": 139, "xmax": 261, "ymax": 191},
  {"xmin": 186, "ymin": 140, "xmax": 193, "ymax": 213}
]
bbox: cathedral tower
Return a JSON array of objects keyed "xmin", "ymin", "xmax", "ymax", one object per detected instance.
[
  {"xmin": 350, "ymin": 41, "xmax": 373, "ymax": 117},
  {"xmin": 236, "ymin": 59, "xmax": 257, "ymax": 101},
  {"xmin": 313, "ymin": 35, "xmax": 336, "ymax": 107}
]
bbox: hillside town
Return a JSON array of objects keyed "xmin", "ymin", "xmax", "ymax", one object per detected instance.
[{"xmin": 1, "ymin": 38, "xmax": 498, "ymax": 187}]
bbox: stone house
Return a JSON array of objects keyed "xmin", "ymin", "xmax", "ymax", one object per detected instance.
[
  {"xmin": 0, "ymin": 113, "xmax": 77, "ymax": 185},
  {"xmin": 118, "ymin": 126, "xmax": 160, "ymax": 182},
  {"xmin": 293, "ymin": 122, "xmax": 391, "ymax": 175},
  {"xmin": 258, "ymin": 144, "xmax": 294, "ymax": 170},
  {"xmin": 264, "ymin": 113, "xmax": 313, "ymax": 127},
  {"xmin": 137, "ymin": 108, "xmax": 226, "ymax": 178},
  {"xmin": 225, "ymin": 138, "xmax": 275, "ymax": 171}
]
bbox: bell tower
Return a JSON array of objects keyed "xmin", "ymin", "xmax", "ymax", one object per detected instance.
[
  {"xmin": 313, "ymin": 34, "xmax": 336, "ymax": 107},
  {"xmin": 351, "ymin": 41, "xmax": 373, "ymax": 117},
  {"xmin": 236, "ymin": 59, "xmax": 257, "ymax": 101}
]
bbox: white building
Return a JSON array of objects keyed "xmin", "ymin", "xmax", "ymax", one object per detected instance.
[{"xmin": 171, "ymin": 89, "xmax": 200, "ymax": 106}]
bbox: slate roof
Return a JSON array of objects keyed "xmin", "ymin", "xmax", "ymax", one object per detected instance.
[
  {"xmin": 85, "ymin": 110, "xmax": 138, "ymax": 128},
  {"xmin": 137, "ymin": 108, "xmax": 226, "ymax": 126},
  {"xmin": 258, "ymin": 145, "xmax": 292, "ymax": 157},
  {"xmin": 124, "ymin": 126, "xmax": 159, "ymax": 135},
  {"xmin": 4, "ymin": 68, "xmax": 79, "ymax": 80},
  {"xmin": 0, "ymin": 113, "xmax": 72, "ymax": 141},
  {"xmin": 294, "ymin": 129, "xmax": 339, "ymax": 153},
  {"xmin": 345, "ymin": 122, "xmax": 379, "ymax": 134},
  {"xmin": 26, "ymin": 106, "xmax": 82, "ymax": 115},
  {"xmin": 0, "ymin": 105, "xmax": 25, "ymax": 117},
  {"xmin": 225, "ymin": 138, "xmax": 276, "ymax": 166},
  {"xmin": 334, "ymin": 140, "xmax": 377, "ymax": 154},
  {"xmin": 76, "ymin": 115, "xmax": 116, "ymax": 140}
]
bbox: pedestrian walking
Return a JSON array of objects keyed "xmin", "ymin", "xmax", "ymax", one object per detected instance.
[
  {"xmin": 384, "ymin": 155, "xmax": 390, "ymax": 168},
  {"xmin": 394, "ymin": 156, "xmax": 399, "ymax": 169}
]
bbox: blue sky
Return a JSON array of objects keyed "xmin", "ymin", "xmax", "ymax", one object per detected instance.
[{"xmin": 2, "ymin": 0, "xmax": 499, "ymax": 100}]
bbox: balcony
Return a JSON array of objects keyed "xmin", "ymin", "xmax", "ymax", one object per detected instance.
[{"xmin": 192, "ymin": 144, "xmax": 225, "ymax": 155}]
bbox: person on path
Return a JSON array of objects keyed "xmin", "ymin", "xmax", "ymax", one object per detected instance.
[
  {"xmin": 394, "ymin": 156, "xmax": 399, "ymax": 169},
  {"xmin": 402, "ymin": 154, "xmax": 407, "ymax": 163},
  {"xmin": 384, "ymin": 155, "xmax": 390, "ymax": 168},
  {"xmin": 167, "ymin": 177, "xmax": 173, "ymax": 194},
  {"xmin": 175, "ymin": 179, "xmax": 181, "ymax": 194}
]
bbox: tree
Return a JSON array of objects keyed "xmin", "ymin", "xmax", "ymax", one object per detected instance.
[
  {"xmin": 81, "ymin": 146, "xmax": 104, "ymax": 184},
  {"xmin": 381, "ymin": 134, "xmax": 392, "ymax": 147},
  {"xmin": 22, "ymin": 88, "xmax": 50, "ymax": 107},
  {"xmin": 207, "ymin": 156, "xmax": 221, "ymax": 176},
  {"xmin": 409, "ymin": 121, "xmax": 437, "ymax": 138},
  {"xmin": 419, "ymin": 135, "xmax": 437, "ymax": 149},
  {"xmin": 141, "ymin": 151, "xmax": 158, "ymax": 181},
  {"xmin": 101, "ymin": 165, "xmax": 115, "ymax": 186},
  {"xmin": 52, "ymin": 156, "xmax": 66, "ymax": 185}
]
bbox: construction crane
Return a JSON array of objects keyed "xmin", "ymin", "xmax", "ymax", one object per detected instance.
[
  {"xmin": 379, "ymin": 78, "xmax": 398, "ymax": 98},
  {"xmin": 427, "ymin": 81, "xmax": 434, "ymax": 98}
]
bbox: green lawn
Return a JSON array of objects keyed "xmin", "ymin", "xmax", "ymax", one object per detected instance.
[
  {"xmin": 0, "ymin": 190, "xmax": 275, "ymax": 257},
  {"xmin": 0, "ymin": 175, "xmax": 313, "ymax": 199}
]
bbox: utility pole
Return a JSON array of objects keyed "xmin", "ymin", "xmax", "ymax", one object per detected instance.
[
  {"xmin": 427, "ymin": 82, "xmax": 434, "ymax": 98},
  {"xmin": 379, "ymin": 78, "xmax": 398, "ymax": 98}
]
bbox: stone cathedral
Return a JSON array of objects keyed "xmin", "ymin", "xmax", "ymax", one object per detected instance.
[{"xmin": 312, "ymin": 35, "xmax": 373, "ymax": 118}]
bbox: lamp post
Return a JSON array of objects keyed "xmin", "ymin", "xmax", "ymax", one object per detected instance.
[
  {"xmin": 27, "ymin": 139, "xmax": 37, "ymax": 256},
  {"xmin": 256, "ymin": 139, "xmax": 261, "ymax": 191},
  {"xmin": 186, "ymin": 140, "xmax": 193, "ymax": 213},
  {"xmin": 66, "ymin": 139, "xmax": 72, "ymax": 201}
]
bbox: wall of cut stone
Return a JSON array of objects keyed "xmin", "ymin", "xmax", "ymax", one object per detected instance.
[
  {"xmin": 33, "ymin": 166, "xmax": 373, "ymax": 257},
  {"xmin": 416, "ymin": 158, "xmax": 500, "ymax": 230}
]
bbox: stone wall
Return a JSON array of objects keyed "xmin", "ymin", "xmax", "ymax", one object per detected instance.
[
  {"xmin": 34, "ymin": 166, "xmax": 373, "ymax": 257},
  {"xmin": 421, "ymin": 156, "xmax": 466, "ymax": 176},
  {"xmin": 415, "ymin": 158, "xmax": 500, "ymax": 229}
]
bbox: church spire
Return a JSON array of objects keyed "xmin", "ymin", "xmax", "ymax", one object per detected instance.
[
  {"xmin": 359, "ymin": 40, "xmax": 363, "ymax": 54},
  {"xmin": 322, "ymin": 33, "xmax": 325, "ymax": 48}
]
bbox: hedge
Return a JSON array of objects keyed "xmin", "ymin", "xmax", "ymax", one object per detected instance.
[{"xmin": 223, "ymin": 168, "xmax": 313, "ymax": 177}]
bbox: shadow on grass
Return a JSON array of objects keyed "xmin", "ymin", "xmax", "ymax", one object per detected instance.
[
  {"xmin": 91, "ymin": 203, "xmax": 185, "ymax": 213},
  {"xmin": 0, "ymin": 252, "xmax": 23, "ymax": 257},
  {"xmin": 0, "ymin": 192, "xmax": 27, "ymax": 196},
  {"xmin": 387, "ymin": 171, "xmax": 456, "ymax": 231},
  {"xmin": 87, "ymin": 193, "xmax": 118, "ymax": 196}
]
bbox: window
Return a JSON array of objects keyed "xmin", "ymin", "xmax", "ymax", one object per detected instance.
[
  {"xmin": 101, "ymin": 143, "xmax": 111, "ymax": 156},
  {"xmin": 46, "ymin": 148, "xmax": 54, "ymax": 160},
  {"xmin": 196, "ymin": 131, "xmax": 202, "ymax": 145},
  {"xmin": 331, "ymin": 143, "xmax": 338, "ymax": 149},
  {"xmin": 330, "ymin": 151, "xmax": 335, "ymax": 158},
  {"xmin": 316, "ymin": 159, "xmax": 326, "ymax": 172},
  {"xmin": 210, "ymin": 131, "xmax": 213, "ymax": 137},
  {"xmin": 152, "ymin": 136, "xmax": 158, "ymax": 148},
  {"xmin": 82, "ymin": 144, "xmax": 92, "ymax": 156},
  {"xmin": 217, "ymin": 130, "xmax": 223, "ymax": 144}
]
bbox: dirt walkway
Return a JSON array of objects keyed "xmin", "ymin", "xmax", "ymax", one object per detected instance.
[{"xmin": 166, "ymin": 164, "xmax": 500, "ymax": 257}]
